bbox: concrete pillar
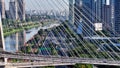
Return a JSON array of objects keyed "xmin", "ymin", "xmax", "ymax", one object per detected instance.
[
  {"xmin": 0, "ymin": 10, "xmax": 5, "ymax": 52},
  {"xmin": 23, "ymin": 30, "xmax": 26, "ymax": 45},
  {"xmin": 16, "ymin": 33, "xmax": 19, "ymax": 51},
  {"xmin": 0, "ymin": 10, "xmax": 7, "ymax": 63}
]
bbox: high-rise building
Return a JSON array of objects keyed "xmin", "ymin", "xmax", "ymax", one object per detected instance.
[
  {"xmin": 74, "ymin": 0, "xmax": 82, "ymax": 23},
  {"xmin": 79, "ymin": 0, "xmax": 96, "ymax": 36},
  {"xmin": 74, "ymin": 0, "xmax": 107, "ymax": 36},
  {"xmin": 8, "ymin": 0, "xmax": 25, "ymax": 21},
  {"xmin": 0, "ymin": 0, "xmax": 5, "ymax": 19},
  {"xmin": 5, "ymin": 10, "xmax": 10, "ymax": 19},
  {"xmin": 102, "ymin": 4, "xmax": 111, "ymax": 30},
  {"xmin": 74, "ymin": 0, "xmax": 83, "ymax": 34},
  {"xmin": 9, "ymin": 0, "xmax": 18, "ymax": 20},
  {"xmin": 82, "ymin": 0, "xmax": 95, "ymax": 21},
  {"xmin": 110, "ymin": 0, "xmax": 120, "ymax": 35},
  {"xmin": 82, "ymin": 0, "xmax": 103, "ymax": 23},
  {"xmin": 102, "ymin": 0, "xmax": 107, "ymax": 5},
  {"xmin": 9, "ymin": 0, "xmax": 16, "ymax": 20},
  {"xmin": 15, "ymin": 0, "xmax": 18, "ymax": 20},
  {"xmin": 17, "ymin": 0, "xmax": 25, "ymax": 21},
  {"xmin": 94, "ymin": 0, "xmax": 102, "ymax": 22},
  {"xmin": 69, "ymin": 0, "xmax": 74, "ymax": 24}
]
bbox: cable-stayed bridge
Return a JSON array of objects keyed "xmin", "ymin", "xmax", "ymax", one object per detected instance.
[{"xmin": 0, "ymin": 0, "xmax": 120, "ymax": 68}]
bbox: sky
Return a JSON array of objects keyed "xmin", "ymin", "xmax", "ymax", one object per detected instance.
[
  {"xmin": 5, "ymin": 0, "xmax": 109, "ymax": 11},
  {"xmin": 5, "ymin": 0, "xmax": 69, "ymax": 11}
]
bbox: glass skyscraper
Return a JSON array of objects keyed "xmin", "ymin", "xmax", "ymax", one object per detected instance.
[
  {"xmin": 76, "ymin": 0, "xmax": 96, "ymax": 36},
  {"xmin": 74, "ymin": 0, "xmax": 82, "ymax": 24},
  {"xmin": 110, "ymin": 0, "xmax": 120, "ymax": 35},
  {"xmin": 69, "ymin": 0, "xmax": 74, "ymax": 24},
  {"xmin": 74, "ymin": 0, "xmax": 110, "ymax": 36}
]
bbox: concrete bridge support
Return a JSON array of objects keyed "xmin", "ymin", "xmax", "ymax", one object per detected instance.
[{"xmin": 0, "ymin": 12, "xmax": 8, "ymax": 64}]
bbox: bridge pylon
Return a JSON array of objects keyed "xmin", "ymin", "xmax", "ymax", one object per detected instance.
[{"xmin": 0, "ymin": 12, "xmax": 8, "ymax": 64}]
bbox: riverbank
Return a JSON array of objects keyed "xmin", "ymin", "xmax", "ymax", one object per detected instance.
[{"xmin": 3, "ymin": 23, "xmax": 41, "ymax": 37}]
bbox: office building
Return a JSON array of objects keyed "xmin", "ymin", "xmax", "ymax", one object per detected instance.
[
  {"xmin": 110, "ymin": 0, "xmax": 120, "ymax": 35},
  {"xmin": 74, "ymin": 0, "xmax": 108, "ymax": 36},
  {"xmin": 102, "ymin": 4, "xmax": 111, "ymax": 30},
  {"xmin": 79, "ymin": 0, "xmax": 96, "ymax": 36},
  {"xmin": 69, "ymin": 0, "xmax": 74, "ymax": 25},
  {"xmin": 74, "ymin": 0, "xmax": 82, "ymax": 23},
  {"xmin": 74, "ymin": 0, "xmax": 83, "ymax": 34},
  {"xmin": 9, "ymin": 0, "xmax": 16, "ymax": 20},
  {"xmin": 0, "ymin": 0, "xmax": 5, "ymax": 19},
  {"xmin": 17, "ymin": 0, "xmax": 25, "ymax": 21}
]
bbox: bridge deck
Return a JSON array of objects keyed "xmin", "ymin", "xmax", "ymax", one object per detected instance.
[{"xmin": 0, "ymin": 52, "xmax": 120, "ymax": 67}]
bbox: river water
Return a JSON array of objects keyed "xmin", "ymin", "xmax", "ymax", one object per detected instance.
[
  {"xmin": 4, "ymin": 23, "xmax": 60, "ymax": 52},
  {"xmin": 4, "ymin": 27, "xmax": 39, "ymax": 52}
]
